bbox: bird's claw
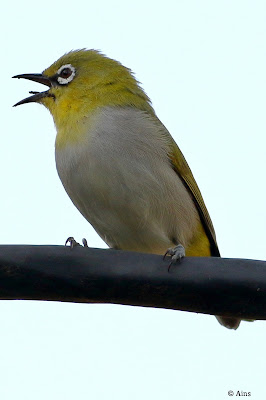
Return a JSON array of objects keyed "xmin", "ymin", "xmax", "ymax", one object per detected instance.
[
  {"xmin": 82, "ymin": 238, "xmax": 89, "ymax": 247},
  {"xmin": 163, "ymin": 244, "xmax": 185, "ymax": 271}
]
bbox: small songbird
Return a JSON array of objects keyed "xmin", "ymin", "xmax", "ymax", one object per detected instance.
[{"xmin": 13, "ymin": 49, "xmax": 240, "ymax": 329}]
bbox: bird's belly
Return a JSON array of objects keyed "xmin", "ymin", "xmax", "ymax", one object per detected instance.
[
  {"xmin": 56, "ymin": 154, "xmax": 170, "ymax": 252},
  {"xmin": 56, "ymin": 149, "xmax": 198, "ymax": 254}
]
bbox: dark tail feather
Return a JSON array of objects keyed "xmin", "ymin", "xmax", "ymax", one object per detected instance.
[{"xmin": 216, "ymin": 316, "xmax": 241, "ymax": 330}]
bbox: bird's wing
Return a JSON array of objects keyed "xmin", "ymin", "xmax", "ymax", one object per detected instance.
[{"xmin": 164, "ymin": 130, "xmax": 220, "ymax": 257}]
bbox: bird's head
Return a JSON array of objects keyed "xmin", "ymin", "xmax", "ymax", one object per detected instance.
[{"xmin": 13, "ymin": 49, "xmax": 153, "ymax": 124}]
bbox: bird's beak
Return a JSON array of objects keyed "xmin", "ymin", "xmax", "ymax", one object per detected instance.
[{"xmin": 13, "ymin": 73, "xmax": 55, "ymax": 107}]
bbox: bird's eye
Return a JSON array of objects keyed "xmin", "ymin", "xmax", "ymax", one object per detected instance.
[
  {"xmin": 56, "ymin": 64, "xmax": 76, "ymax": 85},
  {"xmin": 60, "ymin": 68, "xmax": 72, "ymax": 79}
]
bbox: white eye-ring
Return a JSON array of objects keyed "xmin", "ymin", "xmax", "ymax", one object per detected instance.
[{"xmin": 57, "ymin": 64, "xmax": 76, "ymax": 85}]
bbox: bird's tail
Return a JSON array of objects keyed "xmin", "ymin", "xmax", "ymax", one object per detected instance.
[{"xmin": 216, "ymin": 316, "xmax": 241, "ymax": 330}]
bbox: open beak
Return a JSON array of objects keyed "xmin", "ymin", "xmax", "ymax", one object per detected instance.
[{"xmin": 13, "ymin": 73, "xmax": 55, "ymax": 106}]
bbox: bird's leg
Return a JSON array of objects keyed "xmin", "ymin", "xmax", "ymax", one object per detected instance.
[{"xmin": 163, "ymin": 244, "xmax": 185, "ymax": 271}]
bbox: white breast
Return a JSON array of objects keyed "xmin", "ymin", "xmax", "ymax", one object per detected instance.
[{"xmin": 55, "ymin": 107, "xmax": 199, "ymax": 254}]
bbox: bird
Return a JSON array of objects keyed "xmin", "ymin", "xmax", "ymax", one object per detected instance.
[{"xmin": 13, "ymin": 49, "xmax": 240, "ymax": 329}]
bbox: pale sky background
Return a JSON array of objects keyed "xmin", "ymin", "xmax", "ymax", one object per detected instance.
[{"xmin": 1, "ymin": 1, "xmax": 266, "ymax": 399}]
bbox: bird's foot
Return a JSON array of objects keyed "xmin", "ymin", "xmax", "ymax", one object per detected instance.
[
  {"xmin": 65, "ymin": 236, "xmax": 80, "ymax": 248},
  {"xmin": 163, "ymin": 244, "xmax": 185, "ymax": 271},
  {"xmin": 65, "ymin": 237, "xmax": 89, "ymax": 249}
]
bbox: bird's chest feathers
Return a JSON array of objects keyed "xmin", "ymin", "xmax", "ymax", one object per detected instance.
[
  {"xmin": 55, "ymin": 109, "xmax": 152, "ymax": 208},
  {"xmin": 56, "ymin": 137, "xmax": 114, "ymax": 208},
  {"xmin": 55, "ymin": 108, "xmax": 172, "ymax": 218}
]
